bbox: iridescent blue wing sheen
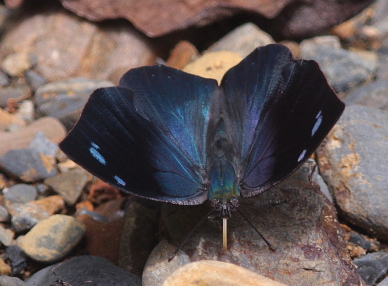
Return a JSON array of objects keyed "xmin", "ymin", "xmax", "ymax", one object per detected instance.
[
  {"xmin": 220, "ymin": 44, "xmax": 345, "ymax": 198},
  {"xmin": 59, "ymin": 65, "xmax": 218, "ymax": 204}
]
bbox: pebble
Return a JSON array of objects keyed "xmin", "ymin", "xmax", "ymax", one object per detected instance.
[
  {"xmin": 28, "ymin": 195, "xmax": 65, "ymax": 215},
  {"xmin": 318, "ymin": 105, "xmax": 388, "ymax": 242},
  {"xmin": 0, "ymin": 148, "xmax": 57, "ymax": 182},
  {"xmin": 1, "ymin": 52, "xmax": 37, "ymax": 77},
  {"xmin": 0, "ymin": 86, "xmax": 29, "ymax": 109},
  {"xmin": 166, "ymin": 41, "xmax": 199, "ymax": 70},
  {"xmin": 0, "ymin": 205, "xmax": 10, "ymax": 222},
  {"xmin": 0, "ymin": 108, "xmax": 26, "ymax": 131},
  {"xmin": 24, "ymin": 70, "xmax": 46, "ymax": 92},
  {"xmin": 0, "ymin": 258, "xmax": 12, "ymax": 275},
  {"xmin": 0, "ymin": 275, "xmax": 26, "ymax": 286},
  {"xmin": 4, "ymin": 245, "xmax": 28, "ymax": 275},
  {"xmin": 0, "ymin": 70, "xmax": 10, "ymax": 87},
  {"xmin": 206, "ymin": 23, "xmax": 275, "ymax": 57},
  {"xmin": 44, "ymin": 168, "xmax": 91, "ymax": 205},
  {"xmin": 28, "ymin": 131, "xmax": 58, "ymax": 157},
  {"xmin": 353, "ymin": 252, "xmax": 388, "ymax": 285},
  {"xmin": 0, "ymin": 224, "xmax": 14, "ymax": 246},
  {"xmin": 183, "ymin": 51, "xmax": 242, "ymax": 84},
  {"xmin": 14, "ymin": 100, "xmax": 34, "ymax": 123},
  {"xmin": 26, "ymin": 255, "xmax": 141, "ymax": 286},
  {"xmin": 163, "ymin": 260, "xmax": 288, "ymax": 286},
  {"xmin": 34, "ymin": 78, "xmax": 114, "ymax": 129},
  {"xmin": 18, "ymin": 214, "xmax": 86, "ymax": 263},
  {"xmin": 378, "ymin": 277, "xmax": 388, "ymax": 286},
  {"xmin": 300, "ymin": 36, "xmax": 378, "ymax": 93},
  {"xmin": 7, "ymin": 202, "xmax": 50, "ymax": 233},
  {"xmin": 3, "ymin": 184, "xmax": 37, "ymax": 203}
]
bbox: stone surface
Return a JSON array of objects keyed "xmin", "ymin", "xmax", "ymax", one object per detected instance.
[
  {"xmin": 207, "ymin": 23, "xmax": 275, "ymax": 57},
  {"xmin": 4, "ymin": 245, "xmax": 28, "ymax": 275},
  {"xmin": 166, "ymin": 41, "xmax": 199, "ymax": 70},
  {"xmin": 378, "ymin": 277, "xmax": 388, "ymax": 286},
  {"xmin": 0, "ymin": 205, "xmax": 10, "ymax": 222},
  {"xmin": 0, "ymin": 275, "xmax": 26, "ymax": 286},
  {"xmin": 183, "ymin": 51, "xmax": 242, "ymax": 84},
  {"xmin": 27, "ymin": 255, "xmax": 141, "ymax": 286},
  {"xmin": 28, "ymin": 131, "xmax": 58, "ymax": 158},
  {"xmin": 44, "ymin": 168, "xmax": 91, "ymax": 205},
  {"xmin": 0, "ymin": 224, "xmax": 14, "ymax": 246},
  {"xmin": 18, "ymin": 214, "xmax": 85, "ymax": 263},
  {"xmin": 0, "ymin": 148, "xmax": 57, "ymax": 182},
  {"xmin": 34, "ymin": 78, "xmax": 113, "ymax": 129},
  {"xmin": 7, "ymin": 202, "xmax": 50, "ymax": 232},
  {"xmin": 0, "ymin": 108, "xmax": 26, "ymax": 131},
  {"xmin": 353, "ymin": 252, "xmax": 388, "ymax": 285},
  {"xmin": 317, "ymin": 105, "xmax": 388, "ymax": 242},
  {"xmin": 0, "ymin": 258, "xmax": 12, "ymax": 275},
  {"xmin": 143, "ymin": 240, "xmax": 190, "ymax": 286},
  {"xmin": 28, "ymin": 195, "xmax": 65, "ymax": 215},
  {"xmin": 1, "ymin": 52, "xmax": 36, "ymax": 77},
  {"xmin": 0, "ymin": 86, "xmax": 29, "ymax": 109},
  {"xmin": 0, "ymin": 117, "xmax": 66, "ymax": 157},
  {"xmin": 163, "ymin": 260, "xmax": 288, "ymax": 286},
  {"xmin": 162, "ymin": 162, "xmax": 366, "ymax": 286},
  {"xmin": 300, "ymin": 36, "xmax": 378, "ymax": 93},
  {"xmin": 3, "ymin": 184, "xmax": 37, "ymax": 203}
]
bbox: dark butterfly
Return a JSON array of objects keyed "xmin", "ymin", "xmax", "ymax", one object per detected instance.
[{"xmin": 59, "ymin": 44, "xmax": 344, "ymax": 251}]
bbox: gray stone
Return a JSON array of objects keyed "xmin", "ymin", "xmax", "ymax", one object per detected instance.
[
  {"xmin": 3, "ymin": 184, "xmax": 37, "ymax": 203},
  {"xmin": 24, "ymin": 70, "xmax": 46, "ymax": 92},
  {"xmin": 318, "ymin": 105, "xmax": 388, "ymax": 242},
  {"xmin": 5, "ymin": 245, "xmax": 28, "ymax": 275},
  {"xmin": 162, "ymin": 161, "xmax": 365, "ymax": 286},
  {"xmin": 0, "ymin": 148, "xmax": 57, "ymax": 182},
  {"xmin": 378, "ymin": 276, "xmax": 388, "ymax": 286},
  {"xmin": 26, "ymin": 255, "xmax": 141, "ymax": 286},
  {"xmin": 0, "ymin": 224, "xmax": 14, "ymax": 246},
  {"xmin": 0, "ymin": 86, "xmax": 29, "ymax": 109},
  {"xmin": 44, "ymin": 168, "xmax": 91, "ymax": 205},
  {"xmin": 0, "ymin": 275, "xmax": 26, "ymax": 286},
  {"xmin": 18, "ymin": 215, "xmax": 85, "ymax": 263},
  {"xmin": 344, "ymin": 79, "xmax": 388, "ymax": 111},
  {"xmin": 0, "ymin": 70, "xmax": 10, "ymax": 87},
  {"xmin": 28, "ymin": 131, "xmax": 58, "ymax": 158},
  {"xmin": 34, "ymin": 78, "xmax": 113, "ymax": 129},
  {"xmin": 7, "ymin": 202, "xmax": 50, "ymax": 232},
  {"xmin": 206, "ymin": 23, "xmax": 275, "ymax": 58},
  {"xmin": 353, "ymin": 252, "xmax": 388, "ymax": 285},
  {"xmin": 0, "ymin": 205, "xmax": 10, "ymax": 222},
  {"xmin": 300, "ymin": 37, "xmax": 378, "ymax": 93}
]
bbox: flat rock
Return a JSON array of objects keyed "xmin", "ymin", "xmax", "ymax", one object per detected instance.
[
  {"xmin": 0, "ymin": 117, "xmax": 66, "ymax": 157},
  {"xmin": 44, "ymin": 168, "xmax": 91, "ymax": 205},
  {"xmin": 300, "ymin": 36, "xmax": 378, "ymax": 93},
  {"xmin": 26, "ymin": 255, "xmax": 141, "ymax": 286},
  {"xmin": 163, "ymin": 260, "xmax": 288, "ymax": 286},
  {"xmin": 162, "ymin": 161, "xmax": 366, "ymax": 286},
  {"xmin": 3, "ymin": 184, "xmax": 37, "ymax": 203},
  {"xmin": 317, "ymin": 105, "xmax": 388, "ymax": 242},
  {"xmin": 18, "ymin": 214, "xmax": 86, "ymax": 263},
  {"xmin": 0, "ymin": 148, "xmax": 57, "ymax": 182}
]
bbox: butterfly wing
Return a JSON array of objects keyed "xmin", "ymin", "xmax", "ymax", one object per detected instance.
[
  {"xmin": 220, "ymin": 44, "xmax": 345, "ymax": 197},
  {"xmin": 60, "ymin": 65, "xmax": 218, "ymax": 204}
]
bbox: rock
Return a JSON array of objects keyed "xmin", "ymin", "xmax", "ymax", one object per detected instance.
[
  {"xmin": 14, "ymin": 100, "xmax": 34, "ymax": 123},
  {"xmin": 87, "ymin": 180, "xmax": 123, "ymax": 205},
  {"xmin": 0, "ymin": 70, "xmax": 10, "ymax": 87},
  {"xmin": 34, "ymin": 78, "xmax": 113, "ymax": 129},
  {"xmin": 183, "ymin": 51, "xmax": 242, "ymax": 84},
  {"xmin": 207, "ymin": 23, "xmax": 275, "ymax": 57},
  {"xmin": 0, "ymin": 205, "xmax": 10, "ymax": 222},
  {"xmin": 143, "ymin": 240, "xmax": 190, "ymax": 286},
  {"xmin": 162, "ymin": 161, "xmax": 366, "ymax": 286},
  {"xmin": 344, "ymin": 79, "xmax": 388, "ymax": 111},
  {"xmin": 7, "ymin": 202, "xmax": 50, "ymax": 232},
  {"xmin": 0, "ymin": 258, "xmax": 12, "ymax": 275},
  {"xmin": 166, "ymin": 41, "xmax": 199, "ymax": 70},
  {"xmin": 4, "ymin": 245, "xmax": 28, "ymax": 275},
  {"xmin": 28, "ymin": 131, "xmax": 58, "ymax": 157},
  {"xmin": 0, "ymin": 224, "xmax": 14, "ymax": 246},
  {"xmin": 3, "ymin": 184, "xmax": 37, "ymax": 203},
  {"xmin": 0, "ymin": 3, "xmax": 154, "ymax": 82},
  {"xmin": 164, "ymin": 261, "xmax": 289, "ymax": 286},
  {"xmin": 18, "ymin": 214, "xmax": 86, "ymax": 263},
  {"xmin": 1, "ymin": 52, "xmax": 37, "ymax": 77},
  {"xmin": 378, "ymin": 277, "xmax": 388, "ymax": 286},
  {"xmin": 118, "ymin": 200, "xmax": 159, "ymax": 276},
  {"xmin": 0, "ymin": 117, "xmax": 66, "ymax": 157},
  {"xmin": 353, "ymin": 252, "xmax": 388, "ymax": 285},
  {"xmin": 24, "ymin": 70, "xmax": 46, "ymax": 92},
  {"xmin": 26, "ymin": 255, "xmax": 141, "ymax": 286},
  {"xmin": 44, "ymin": 168, "xmax": 91, "ymax": 205},
  {"xmin": 0, "ymin": 148, "xmax": 57, "ymax": 182},
  {"xmin": 0, "ymin": 275, "xmax": 26, "ymax": 286},
  {"xmin": 0, "ymin": 108, "xmax": 26, "ymax": 131},
  {"xmin": 0, "ymin": 86, "xmax": 29, "ymax": 109},
  {"xmin": 317, "ymin": 105, "xmax": 388, "ymax": 242},
  {"xmin": 300, "ymin": 36, "xmax": 378, "ymax": 93},
  {"xmin": 28, "ymin": 195, "xmax": 65, "ymax": 215}
]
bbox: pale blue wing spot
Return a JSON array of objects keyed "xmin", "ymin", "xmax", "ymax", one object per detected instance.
[
  {"xmin": 312, "ymin": 111, "xmax": 323, "ymax": 136},
  {"xmin": 89, "ymin": 144, "xmax": 106, "ymax": 165},
  {"xmin": 298, "ymin": 149, "xmax": 307, "ymax": 162},
  {"xmin": 91, "ymin": 142, "xmax": 100, "ymax": 149},
  {"xmin": 114, "ymin": 175, "xmax": 126, "ymax": 186}
]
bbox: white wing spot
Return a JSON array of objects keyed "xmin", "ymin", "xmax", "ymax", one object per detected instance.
[
  {"xmin": 89, "ymin": 142, "xmax": 106, "ymax": 165},
  {"xmin": 312, "ymin": 111, "xmax": 323, "ymax": 136},
  {"xmin": 298, "ymin": 149, "xmax": 307, "ymax": 162},
  {"xmin": 114, "ymin": 175, "xmax": 126, "ymax": 186}
]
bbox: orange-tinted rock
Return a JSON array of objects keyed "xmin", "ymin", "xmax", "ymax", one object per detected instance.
[{"xmin": 29, "ymin": 195, "xmax": 65, "ymax": 215}]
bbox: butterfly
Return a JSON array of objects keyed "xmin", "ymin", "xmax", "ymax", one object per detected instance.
[{"xmin": 59, "ymin": 44, "xmax": 345, "ymax": 252}]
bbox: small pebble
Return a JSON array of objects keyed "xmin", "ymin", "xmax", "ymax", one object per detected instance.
[
  {"xmin": 28, "ymin": 131, "xmax": 58, "ymax": 157},
  {"xmin": 0, "ymin": 205, "xmax": 10, "ymax": 222},
  {"xmin": 0, "ymin": 224, "xmax": 14, "ymax": 246},
  {"xmin": 7, "ymin": 202, "xmax": 50, "ymax": 233},
  {"xmin": 353, "ymin": 252, "xmax": 388, "ymax": 285},
  {"xmin": 0, "ymin": 70, "xmax": 10, "ymax": 87},
  {"xmin": 5, "ymin": 245, "xmax": 28, "ymax": 275},
  {"xmin": 28, "ymin": 195, "xmax": 65, "ymax": 216},
  {"xmin": 0, "ymin": 87, "xmax": 29, "ymax": 109},
  {"xmin": 1, "ymin": 52, "xmax": 36, "ymax": 77},
  {"xmin": 0, "ymin": 258, "xmax": 12, "ymax": 275},
  {"xmin": 18, "ymin": 215, "xmax": 85, "ymax": 263},
  {"xmin": 0, "ymin": 108, "xmax": 26, "ymax": 131},
  {"xmin": 24, "ymin": 70, "xmax": 46, "ymax": 92},
  {"xmin": 3, "ymin": 184, "xmax": 37, "ymax": 203},
  {"xmin": 14, "ymin": 100, "xmax": 34, "ymax": 123},
  {"xmin": 378, "ymin": 276, "xmax": 388, "ymax": 286},
  {"xmin": 0, "ymin": 275, "xmax": 26, "ymax": 286}
]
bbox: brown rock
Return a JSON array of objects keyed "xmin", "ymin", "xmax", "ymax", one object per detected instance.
[
  {"xmin": 29, "ymin": 195, "xmax": 65, "ymax": 215},
  {"xmin": 0, "ymin": 258, "xmax": 11, "ymax": 276},
  {"xmin": 163, "ymin": 260, "xmax": 288, "ymax": 286},
  {"xmin": 0, "ymin": 108, "xmax": 26, "ymax": 131},
  {"xmin": 166, "ymin": 41, "xmax": 199, "ymax": 70},
  {"xmin": 0, "ymin": 116, "xmax": 66, "ymax": 156}
]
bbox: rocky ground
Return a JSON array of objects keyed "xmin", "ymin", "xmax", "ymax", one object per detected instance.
[{"xmin": 0, "ymin": 0, "xmax": 387, "ymax": 285}]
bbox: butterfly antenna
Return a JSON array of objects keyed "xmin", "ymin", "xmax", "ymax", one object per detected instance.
[
  {"xmin": 168, "ymin": 207, "xmax": 215, "ymax": 262},
  {"xmin": 230, "ymin": 204, "xmax": 276, "ymax": 252}
]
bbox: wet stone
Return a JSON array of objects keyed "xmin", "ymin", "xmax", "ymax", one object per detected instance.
[
  {"xmin": 26, "ymin": 255, "xmax": 141, "ymax": 286},
  {"xmin": 353, "ymin": 252, "xmax": 388, "ymax": 285},
  {"xmin": 18, "ymin": 214, "xmax": 86, "ymax": 263},
  {"xmin": 3, "ymin": 184, "xmax": 37, "ymax": 203},
  {"xmin": 44, "ymin": 168, "xmax": 91, "ymax": 205},
  {"xmin": 0, "ymin": 148, "xmax": 57, "ymax": 182}
]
